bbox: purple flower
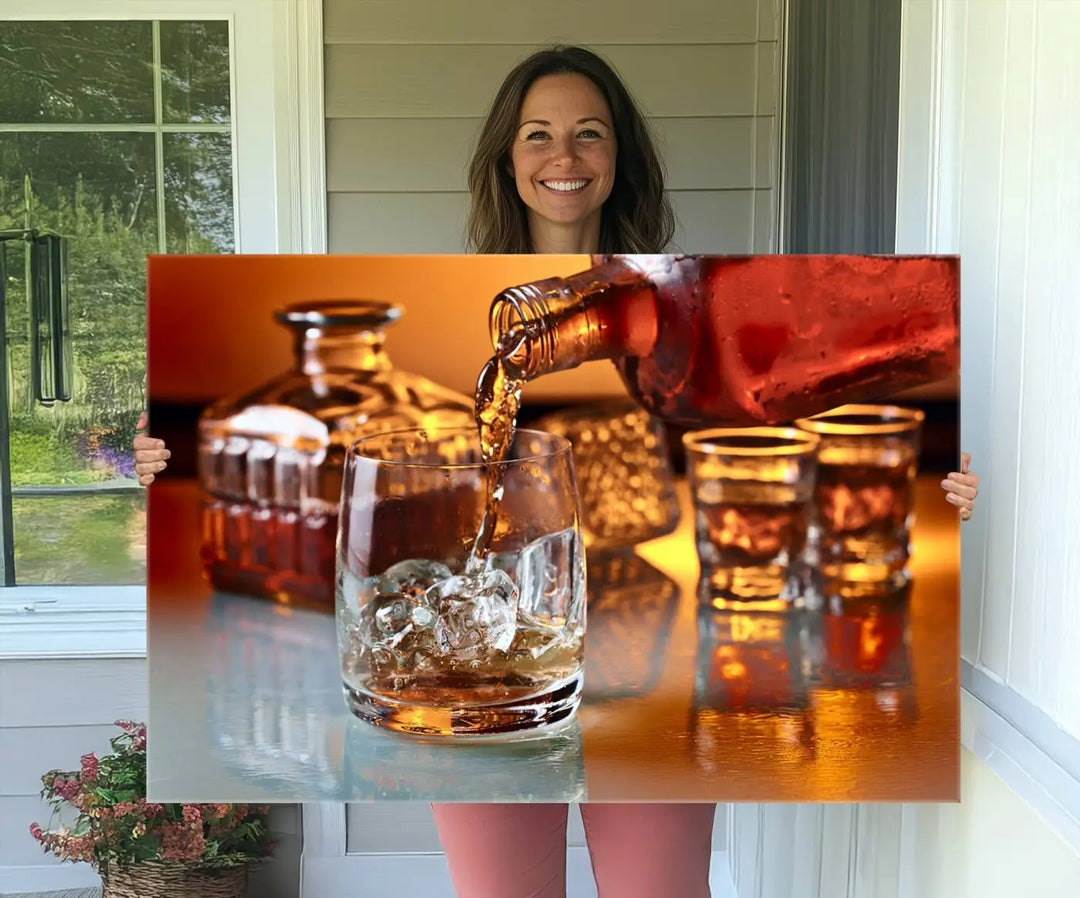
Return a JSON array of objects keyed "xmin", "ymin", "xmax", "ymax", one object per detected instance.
[{"xmin": 97, "ymin": 446, "xmax": 136, "ymax": 479}]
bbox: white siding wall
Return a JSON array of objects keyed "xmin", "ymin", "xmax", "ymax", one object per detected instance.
[
  {"xmin": 323, "ymin": 0, "xmax": 782, "ymax": 253},
  {"xmin": 0, "ymin": 660, "xmax": 148, "ymax": 876},
  {"xmin": 0, "ymin": 658, "xmax": 298, "ymax": 898},
  {"xmin": 919, "ymin": 0, "xmax": 1080, "ymax": 737}
]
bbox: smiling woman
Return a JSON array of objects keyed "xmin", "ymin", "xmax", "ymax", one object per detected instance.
[
  {"xmin": 510, "ymin": 73, "xmax": 617, "ymax": 251},
  {"xmin": 466, "ymin": 45, "xmax": 675, "ymax": 255}
]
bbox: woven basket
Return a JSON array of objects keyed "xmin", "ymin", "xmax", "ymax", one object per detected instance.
[{"xmin": 101, "ymin": 862, "xmax": 247, "ymax": 898}]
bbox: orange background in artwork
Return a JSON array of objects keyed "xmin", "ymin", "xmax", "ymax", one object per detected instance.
[
  {"xmin": 146, "ymin": 254, "xmax": 631, "ymax": 404},
  {"xmin": 147, "ymin": 254, "xmax": 957, "ymax": 406}
]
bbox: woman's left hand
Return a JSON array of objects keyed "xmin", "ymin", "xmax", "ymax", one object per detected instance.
[{"xmin": 941, "ymin": 452, "xmax": 979, "ymax": 521}]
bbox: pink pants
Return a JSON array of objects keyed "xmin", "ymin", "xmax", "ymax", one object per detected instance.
[{"xmin": 431, "ymin": 802, "xmax": 715, "ymax": 898}]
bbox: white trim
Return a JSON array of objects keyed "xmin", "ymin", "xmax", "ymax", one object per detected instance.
[
  {"xmin": 301, "ymin": 853, "xmax": 453, "ymax": 898},
  {"xmin": 775, "ymin": 0, "xmax": 792, "ymax": 253},
  {"xmin": 301, "ymin": 803, "xmax": 348, "ymax": 858},
  {"xmin": 896, "ymin": 0, "xmax": 952, "ymax": 255},
  {"xmin": 724, "ymin": 687, "xmax": 1080, "ymax": 898},
  {"xmin": 284, "ymin": 0, "xmax": 328, "ymax": 254},
  {"xmin": 896, "ymin": 0, "xmax": 933, "ymax": 252},
  {"xmin": 961, "ymin": 685, "xmax": 1080, "ymax": 855},
  {"xmin": 0, "ymin": 587, "xmax": 146, "ymax": 659},
  {"xmin": 897, "ymin": 0, "xmax": 1080, "ymax": 856}
]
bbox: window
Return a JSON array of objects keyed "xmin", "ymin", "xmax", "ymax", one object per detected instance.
[
  {"xmin": 1, "ymin": 19, "xmax": 235, "ymax": 586},
  {"xmin": 0, "ymin": 0, "xmax": 325, "ymax": 657}
]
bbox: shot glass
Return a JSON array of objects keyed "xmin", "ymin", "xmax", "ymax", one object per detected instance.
[
  {"xmin": 684, "ymin": 427, "xmax": 820, "ymax": 611},
  {"xmin": 336, "ymin": 427, "xmax": 586, "ymax": 738},
  {"xmin": 794, "ymin": 404, "xmax": 924, "ymax": 586}
]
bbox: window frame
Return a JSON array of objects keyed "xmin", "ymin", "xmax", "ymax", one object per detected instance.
[{"xmin": 0, "ymin": 0, "xmax": 327, "ymax": 660}]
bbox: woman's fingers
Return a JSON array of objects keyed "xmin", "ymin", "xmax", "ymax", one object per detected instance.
[
  {"xmin": 944, "ymin": 490, "xmax": 973, "ymax": 509},
  {"xmin": 132, "ymin": 414, "xmax": 168, "ymax": 486},
  {"xmin": 941, "ymin": 475, "xmax": 978, "ymax": 501},
  {"xmin": 133, "ymin": 434, "xmax": 166, "ymax": 452},
  {"xmin": 133, "ymin": 434, "xmax": 171, "ymax": 467},
  {"xmin": 942, "ymin": 468, "xmax": 977, "ymax": 520}
]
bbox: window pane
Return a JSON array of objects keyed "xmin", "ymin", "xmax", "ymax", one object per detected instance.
[
  {"xmin": 164, "ymin": 132, "xmax": 235, "ymax": 253},
  {"xmin": 0, "ymin": 22, "xmax": 154, "ymax": 124},
  {"xmin": 160, "ymin": 21, "xmax": 232, "ymax": 124},
  {"xmin": 2, "ymin": 132, "xmax": 156, "ymax": 496},
  {"xmin": 2, "ymin": 132, "xmax": 156, "ymax": 584},
  {"xmin": 12, "ymin": 492, "xmax": 146, "ymax": 585}
]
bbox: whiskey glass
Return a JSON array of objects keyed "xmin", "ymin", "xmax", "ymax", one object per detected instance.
[
  {"xmin": 794, "ymin": 404, "xmax": 924, "ymax": 586},
  {"xmin": 336, "ymin": 427, "xmax": 586, "ymax": 738},
  {"xmin": 684, "ymin": 427, "xmax": 820, "ymax": 610}
]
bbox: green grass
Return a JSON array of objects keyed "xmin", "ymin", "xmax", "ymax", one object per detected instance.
[
  {"xmin": 12, "ymin": 491, "xmax": 146, "ymax": 584},
  {"xmin": 9, "ymin": 428, "xmax": 101, "ymax": 486}
]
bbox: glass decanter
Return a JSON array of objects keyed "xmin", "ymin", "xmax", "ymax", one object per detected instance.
[{"xmin": 198, "ymin": 300, "xmax": 475, "ymax": 610}]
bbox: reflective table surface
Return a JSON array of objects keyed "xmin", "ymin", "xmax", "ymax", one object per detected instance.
[{"xmin": 147, "ymin": 478, "xmax": 959, "ymax": 803}]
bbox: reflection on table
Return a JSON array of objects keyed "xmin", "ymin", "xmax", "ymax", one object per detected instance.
[{"xmin": 147, "ymin": 477, "xmax": 958, "ymax": 803}]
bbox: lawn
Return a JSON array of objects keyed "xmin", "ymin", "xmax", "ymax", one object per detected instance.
[{"xmin": 12, "ymin": 491, "xmax": 146, "ymax": 584}]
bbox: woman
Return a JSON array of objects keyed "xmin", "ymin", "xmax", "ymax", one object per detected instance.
[
  {"xmin": 134, "ymin": 45, "xmax": 980, "ymax": 897},
  {"xmin": 436, "ymin": 47, "xmax": 719, "ymax": 898}
]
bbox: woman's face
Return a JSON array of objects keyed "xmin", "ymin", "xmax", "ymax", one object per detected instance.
[{"xmin": 509, "ymin": 73, "xmax": 617, "ymax": 231}]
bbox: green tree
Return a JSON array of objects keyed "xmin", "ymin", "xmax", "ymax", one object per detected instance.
[{"xmin": 1, "ymin": 20, "xmax": 233, "ymax": 483}]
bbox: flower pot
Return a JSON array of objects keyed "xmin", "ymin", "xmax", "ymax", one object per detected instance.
[{"xmin": 101, "ymin": 862, "xmax": 247, "ymax": 898}]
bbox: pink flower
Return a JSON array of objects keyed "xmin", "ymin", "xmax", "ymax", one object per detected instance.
[
  {"xmin": 29, "ymin": 822, "xmax": 43, "ymax": 842},
  {"xmin": 52, "ymin": 776, "xmax": 82, "ymax": 802},
  {"xmin": 181, "ymin": 805, "xmax": 202, "ymax": 824},
  {"xmin": 161, "ymin": 822, "xmax": 205, "ymax": 863},
  {"xmin": 66, "ymin": 834, "xmax": 96, "ymax": 863},
  {"xmin": 112, "ymin": 801, "xmax": 136, "ymax": 817},
  {"xmin": 80, "ymin": 753, "xmax": 99, "ymax": 782}
]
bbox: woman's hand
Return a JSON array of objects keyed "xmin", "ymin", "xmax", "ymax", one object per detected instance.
[
  {"xmin": 941, "ymin": 452, "xmax": 979, "ymax": 521},
  {"xmin": 133, "ymin": 412, "xmax": 171, "ymax": 486}
]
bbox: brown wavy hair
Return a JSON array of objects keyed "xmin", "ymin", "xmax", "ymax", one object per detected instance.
[{"xmin": 466, "ymin": 46, "xmax": 676, "ymax": 254}]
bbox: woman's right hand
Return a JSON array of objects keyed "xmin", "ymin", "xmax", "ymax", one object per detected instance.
[{"xmin": 133, "ymin": 412, "xmax": 171, "ymax": 486}]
